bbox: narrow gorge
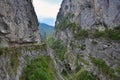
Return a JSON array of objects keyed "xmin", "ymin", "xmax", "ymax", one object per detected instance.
[{"xmin": 0, "ymin": 0, "xmax": 120, "ymax": 80}]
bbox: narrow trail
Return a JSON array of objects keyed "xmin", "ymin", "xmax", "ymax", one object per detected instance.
[{"xmin": 2, "ymin": 42, "xmax": 46, "ymax": 49}]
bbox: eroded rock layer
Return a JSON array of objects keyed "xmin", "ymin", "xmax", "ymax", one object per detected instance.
[{"xmin": 0, "ymin": 0, "xmax": 40, "ymax": 47}]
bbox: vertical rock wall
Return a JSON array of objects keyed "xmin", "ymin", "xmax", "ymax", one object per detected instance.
[
  {"xmin": 56, "ymin": 0, "xmax": 120, "ymax": 30},
  {"xmin": 0, "ymin": 0, "xmax": 41, "ymax": 47},
  {"xmin": 54, "ymin": 0, "xmax": 120, "ymax": 80}
]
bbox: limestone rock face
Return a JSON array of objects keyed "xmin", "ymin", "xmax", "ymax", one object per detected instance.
[
  {"xmin": 54, "ymin": 0, "xmax": 120, "ymax": 80},
  {"xmin": 0, "ymin": 44, "xmax": 48, "ymax": 80},
  {"xmin": 0, "ymin": 0, "xmax": 41, "ymax": 47},
  {"xmin": 56, "ymin": 0, "xmax": 120, "ymax": 30}
]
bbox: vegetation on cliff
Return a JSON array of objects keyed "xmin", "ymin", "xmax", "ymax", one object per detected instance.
[
  {"xmin": 21, "ymin": 56, "xmax": 55, "ymax": 80},
  {"xmin": 46, "ymin": 36, "xmax": 67, "ymax": 61}
]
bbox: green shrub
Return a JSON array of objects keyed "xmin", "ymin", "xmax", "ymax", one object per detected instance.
[
  {"xmin": 55, "ymin": 13, "xmax": 75, "ymax": 30},
  {"xmin": 75, "ymin": 66, "xmax": 81, "ymax": 72},
  {"xmin": 90, "ymin": 57, "xmax": 115, "ymax": 78},
  {"xmin": 80, "ymin": 45, "xmax": 86, "ymax": 50},
  {"xmin": 46, "ymin": 37, "xmax": 67, "ymax": 61},
  {"xmin": 93, "ymin": 31, "xmax": 105, "ymax": 38},
  {"xmin": 46, "ymin": 36, "xmax": 55, "ymax": 47},
  {"xmin": 72, "ymin": 26, "xmax": 120, "ymax": 40},
  {"xmin": 114, "ymin": 26, "xmax": 120, "ymax": 30},
  {"xmin": 76, "ymin": 70, "xmax": 95, "ymax": 80},
  {"xmin": 52, "ymin": 40, "xmax": 67, "ymax": 61},
  {"xmin": 105, "ymin": 29, "xmax": 120, "ymax": 40},
  {"xmin": 68, "ymin": 22, "xmax": 78, "ymax": 32},
  {"xmin": 0, "ymin": 47, "xmax": 4, "ymax": 55},
  {"xmin": 56, "ymin": 18, "xmax": 69, "ymax": 30},
  {"xmin": 93, "ymin": 27, "xmax": 120, "ymax": 40},
  {"xmin": 0, "ymin": 47, "xmax": 7, "ymax": 55},
  {"xmin": 22, "ymin": 56, "xmax": 55, "ymax": 80},
  {"xmin": 74, "ymin": 29, "xmax": 88, "ymax": 39}
]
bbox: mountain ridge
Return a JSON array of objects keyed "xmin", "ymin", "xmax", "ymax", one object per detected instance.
[{"xmin": 39, "ymin": 23, "xmax": 54, "ymax": 40}]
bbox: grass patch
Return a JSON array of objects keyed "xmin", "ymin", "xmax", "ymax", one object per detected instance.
[
  {"xmin": 74, "ymin": 29, "xmax": 88, "ymax": 39},
  {"xmin": 90, "ymin": 57, "xmax": 115, "ymax": 78},
  {"xmin": 93, "ymin": 31, "xmax": 105, "ymax": 38},
  {"xmin": 21, "ymin": 56, "xmax": 55, "ymax": 80},
  {"xmin": 105, "ymin": 29, "xmax": 120, "ymax": 40},
  {"xmin": 72, "ymin": 68, "xmax": 95, "ymax": 80},
  {"xmin": 55, "ymin": 13, "xmax": 75, "ymax": 30},
  {"xmin": 93, "ymin": 27, "xmax": 120, "ymax": 40},
  {"xmin": 73, "ymin": 27, "xmax": 120, "ymax": 40},
  {"xmin": 46, "ymin": 37, "xmax": 67, "ymax": 61},
  {"xmin": 0, "ymin": 47, "xmax": 6, "ymax": 55},
  {"xmin": 56, "ymin": 18, "xmax": 120, "ymax": 41}
]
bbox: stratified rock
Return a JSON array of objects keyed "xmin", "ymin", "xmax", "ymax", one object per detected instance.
[{"xmin": 0, "ymin": 0, "xmax": 41, "ymax": 47}]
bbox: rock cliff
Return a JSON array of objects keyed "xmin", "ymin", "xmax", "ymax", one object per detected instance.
[
  {"xmin": 0, "ymin": 0, "xmax": 120, "ymax": 80},
  {"xmin": 0, "ymin": 0, "xmax": 46, "ymax": 80},
  {"xmin": 0, "ymin": 0, "xmax": 40, "ymax": 47},
  {"xmin": 53, "ymin": 0, "xmax": 120, "ymax": 80},
  {"xmin": 56, "ymin": 0, "xmax": 120, "ymax": 30}
]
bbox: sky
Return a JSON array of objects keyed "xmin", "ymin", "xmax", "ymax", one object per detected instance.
[{"xmin": 33, "ymin": 0, "xmax": 62, "ymax": 26}]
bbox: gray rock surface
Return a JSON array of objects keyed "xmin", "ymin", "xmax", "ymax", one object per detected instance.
[
  {"xmin": 54, "ymin": 0, "xmax": 120, "ymax": 80},
  {"xmin": 0, "ymin": 0, "xmax": 41, "ymax": 47},
  {"xmin": 0, "ymin": 44, "xmax": 48, "ymax": 80},
  {"xmin": 0, "ymin": 0, "xmax": 44, "ymax": 80},
  {"xmin": 56, "ymin": 0, "xmax": 120, "ymax": 30}
]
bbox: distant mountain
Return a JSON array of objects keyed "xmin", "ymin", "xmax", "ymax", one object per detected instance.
[{"xmin": 38, "ymin": 23, "xmax": 54, "ymax": 40}]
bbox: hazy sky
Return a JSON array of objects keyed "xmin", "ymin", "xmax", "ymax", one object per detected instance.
[{"xmin": 33, "ymin": 0, "xmax": 62, "ymax": 26}]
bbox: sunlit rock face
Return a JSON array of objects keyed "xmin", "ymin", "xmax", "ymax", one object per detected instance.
[
  {"xmin": 0, "ymin": 0, "xmax": 43, "ymax": 80},
  {"xmin": 56, "ymin": 0, "xmax": 120, "ymax": 30},
  {"xmin": 0, "ymin": 0, "xmax": 41, "ymax": 47},
  {"xmin": 54, "ymin": 0, "xmax": 120, "ymax": 80}
]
